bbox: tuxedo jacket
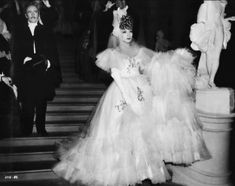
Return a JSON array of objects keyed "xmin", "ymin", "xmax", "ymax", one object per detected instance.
[{"xmin": 12, "ymin": 21, "xmax": 61, "ymax": 101}]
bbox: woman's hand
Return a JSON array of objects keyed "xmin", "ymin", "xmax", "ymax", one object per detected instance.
[
  {"xmin": 46, "ymin": 59, "xmax": 51, "ymax": 71},
  {"xmin": 42, "ymin": 0, "xmax": 51, "ymax": 8},
  {"xmin": 103, "ymin": 1, "xmax": 115, "ymax": 12},
  {"xmin": 23, "ymin": 56, "xmax": 32, "ymax": 64}
]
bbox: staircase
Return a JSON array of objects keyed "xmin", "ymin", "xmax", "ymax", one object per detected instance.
[
  {"xmin": 0, "ymin": 36, "xmax": 180, "ymax": 186},
  {"xmin": 0, "ymin": 36, "xmax": 106, "ymax": 186}
]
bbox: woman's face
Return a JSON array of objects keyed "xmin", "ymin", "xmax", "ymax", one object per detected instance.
[
  {"xmin": 25, "ymin": 5, "xmax": 39, "ymax": 23},
  {"xmin": 119, "ymin": 28, "xmax": 133, "ymax": 43}
]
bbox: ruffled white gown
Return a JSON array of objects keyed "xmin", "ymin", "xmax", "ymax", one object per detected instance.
[
  {"xmin": 53, "ymin": 47, "xmax": 169, "ymax": 186},
  {"xmin": 53, "ymin": 47, "xmax": 210, "ymax": 186},
  {"xmin": 146, "ymin": 49, "xmax": 211, "ymax": 164}
]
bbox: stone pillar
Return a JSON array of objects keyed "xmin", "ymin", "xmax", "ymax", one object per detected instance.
[{"xmin": 170, "ymin": 88, "xmax": 235, "ymax": 186}]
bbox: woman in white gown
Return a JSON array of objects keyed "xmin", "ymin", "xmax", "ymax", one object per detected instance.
[{"xmin": 53, "ymin": 15, "xmax": 210, "ymax": 186}]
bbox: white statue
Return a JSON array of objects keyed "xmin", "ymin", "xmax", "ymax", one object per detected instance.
[{"xmin": 190, "ymin": 0, "xmax": 235, "ymax": 89}]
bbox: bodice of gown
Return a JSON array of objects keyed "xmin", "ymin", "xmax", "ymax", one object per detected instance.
[
  {"xmin": 95, "ymin": 47, "xmax": 153, "ymax": 78},
  {"xmin": 114, "ymin": 53, "xmax": 142, "ymax": 78}
]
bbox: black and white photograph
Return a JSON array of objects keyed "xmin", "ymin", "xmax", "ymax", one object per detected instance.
[{"xmin": 0, "ymin": 0, "xmax": 235, "ymax": 186}]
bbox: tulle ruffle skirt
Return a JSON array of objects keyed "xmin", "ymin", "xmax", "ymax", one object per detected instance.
[{"xmin": 53, "ymin": 81, "xmax": 169, "ymax": 186}]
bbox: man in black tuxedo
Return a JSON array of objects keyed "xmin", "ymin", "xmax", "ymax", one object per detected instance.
[{"xmin": 12, "ymin": 1, "xmax": 61, "ymax": 136}]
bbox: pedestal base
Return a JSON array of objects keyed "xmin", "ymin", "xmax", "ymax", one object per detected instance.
[
  {"xmin": 196, "ymin": 88, "xmax": 234, "ymax": 114},
  {"xmin": 170, "ymin": 87, "xmax": 235, "ymax": 186},
  {"xmin": 170, "ymin": 165, "xmax": 232, "ymax": 186}
]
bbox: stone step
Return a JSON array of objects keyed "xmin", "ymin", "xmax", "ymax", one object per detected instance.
[
  {"xmin": 61, "ymin": 69, "xmax": 75, "ymax": 74},
  {"xmin": 61, "ymin": 77, "xmax": 79, "ymax": 81},
  {"xmin": 60, "ymin": 61, "xmax": 75, "ymax": 65},
  {"xmin": 60, "ymin": 73, "xmax": 77, "ymax": 78},
  {"xmin": 60, "ymin": 66, "xmax": 75, "ymax": 71},
  {"xmin": 0, "ymin": 169, "xmax": 57, "ymax": 182},
  {"xmin": 0, "ymin": 151, "xmax": 55, "ymax": 164},
  {"xmin": 60, "ymin": 65, "xmax": 75, "ymax": 69},
  {"xmin": 52, "ymin": 96, "xmax": 100, "ymax": 103},
  {"xmin": 48, "ymin": 101, "xmax": 97, "ymax": 106},
  {"xmin": 0, "ymin": 152, "xmax": 57, "ymax": 171},
  {"xmin": 0, "ymin": 168, "xmax": 178, "ymax": 186},
  {"xmin": 59, "ymin": 78, "xmax": 82, "ymax": 83},
  {"xmin": 47, "ymin": 104, "xmax": 95, "ymax": 112},
  {"xmin": 60, "ymin": 59, "xmax": 74, "ymax": 62},
  {"xmin": 60, "ymin": 56, "xmax": 73, "ymax": 59},
  {"xmin": 61, "ymin": 69, "xmax": 76, "ymax": 73},
  {"xmin": 46, "ymin": 113, "xmax": 89, "ymax": 122},
  {"xmin": 0, "ymin": 169, "xmax": 70, "ymax": 185},
  {"xmin": 60, "ymin": 58, "xmax": 73, "ymax": 61},
  {"xmin": 55, "ymin": 89, "xmax": 104, "ymax": 96},
  {"xmin": 60, "ymin": 60, "xmax": 74, "ymax": 63},
  {"xmin": 55, "ymin": 88, "xmax": 104, "ymax": 92},
  {"xmin": 36, "ymin": 123, "xmax": 83, "ymax": 132},
  {"xmin": 61, "ymin": 75, "xmax": 84, "ymax": 80},
  {"xmin": 60, "ymin": 71, "xmax": 75, "ymax": 76},
  {"xmin": 24, "ymin": 123, "xmax": 84, "ymax": 138},
  {"xmin": 0, "ymin": 136, "xmax": 68, "ymax": 153},
  {"xmin": 0, "ymin": 170, "xmax": 177, "ymax": 186},
  {"xmin": 60, "ymin": 61, "xmax": 74, "ymax": 64},
  {"xmin": 59, "ymin": 83, "xmax": 106, "ymax": 89}
]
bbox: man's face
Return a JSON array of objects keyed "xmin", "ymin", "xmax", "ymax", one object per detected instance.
[
  {"xmin": 25, "ymin": 5, "xmax": 39, "ymax": 23},
  {"xmin": 119, "ymin": 28, "xmax": 133, "ymax": 43}
]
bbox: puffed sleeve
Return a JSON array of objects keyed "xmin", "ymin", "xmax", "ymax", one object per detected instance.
[
  {"xmin": 95, "ymin": 49, "xmax": 113, "ymax": 72},
  {"xmin": 138, "ymin": 47, "xmax": 155, "ymax": 69}
]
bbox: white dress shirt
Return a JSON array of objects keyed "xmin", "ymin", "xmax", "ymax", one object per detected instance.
[{"xmin": 28, "ymin": 22, "xmax": 37, "ymax": 54}]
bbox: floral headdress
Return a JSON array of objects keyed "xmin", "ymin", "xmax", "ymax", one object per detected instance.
[{"xmin": 119, "ymin": 15, "xmax": 133, "ymax": 30}]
